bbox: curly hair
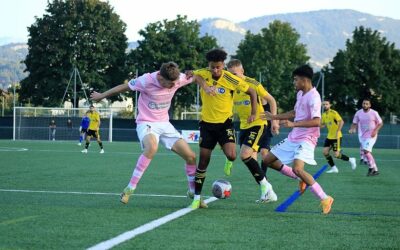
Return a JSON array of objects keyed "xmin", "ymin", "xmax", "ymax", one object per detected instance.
[{"xmin": 205, "ymin": 48, "xmax": 228, "ymax": 62}]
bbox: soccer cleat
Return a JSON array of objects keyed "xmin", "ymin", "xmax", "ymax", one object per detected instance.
[
  {"xmin": 81, "ymin": 148, "xmax": 88, "ymax": 153},
  {"xmin": 120, "ymin": 187, "xmax": 135, "ymax": 204},
  {"xmin": 299, "ymin": 180, "xmax": 307, "ymax": 195},
  {"xmin": 320, "ymin": 196, "xmax": 334, "ymax": 214},
  {"xmin": 100, "ymin": 149, "xmax": 104, "ymax": 154},
  {"xmin": 349, "ymin": 158, "xmax": 357, "ymax": 170},
  {"xmin": 366, "ymin": 168, "xmax": 374, "ymax": 176},
  {"xmin": 257, "ymin": 184, "xmax": 278, "ymax": 203},
  {"xmin": 224, "ymin": 159, "xmax": 233, "ymax": 176},
  {"xmin": 187, "ymin": 192, "xmax": 208, "ymax": 208},
  {"xmin": 190, "ymin": 198, "xmax": 208, "ymax": 209},
  {"xmin": 367, "ymin": 170, "xmax": 380, "ymax": 177},
  {"xmin": 326, "ymin": 166, "xmax": 339, "ymax": 173}
]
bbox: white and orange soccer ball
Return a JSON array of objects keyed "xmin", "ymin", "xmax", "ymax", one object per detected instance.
[{"xmin": 212, "ymin": 179, "xmax": 232, "ymax": 199}]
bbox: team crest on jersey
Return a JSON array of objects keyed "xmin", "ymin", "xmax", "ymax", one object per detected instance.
[
  {"xmin": 217, "ymin": 87, "xmax": 225, "ymax": 94},
  {"xmin": 243, "ymin": 100, "xmax": 250, "ymax": 105}
]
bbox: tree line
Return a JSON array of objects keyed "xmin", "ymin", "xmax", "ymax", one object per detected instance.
[{"xmin": 8, "ymin": 0, "xmax": 400, "ymax": 118}]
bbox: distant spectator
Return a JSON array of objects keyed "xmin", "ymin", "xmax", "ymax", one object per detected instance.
[
  {"xmin": 67, "ymin": 118, "xmax": 73, "ymax": 137},
  {"xmin": 49, "ymin": 119, "xmax": 56, "ymax": 141}
]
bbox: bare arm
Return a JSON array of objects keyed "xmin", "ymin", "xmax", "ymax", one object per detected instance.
[
  {"xmin": 281, "ymin": 117, "xmax": 321, "ymax": 128},
  {"xmin": 192, "ymin": 74, "xmax": 216, "ymax": 96},
  {"xmin": 245, "ymin": 87, "xmax": 257, "ymax": 123},
  {"xmin": 261, "ymin": 110, "xmax": 296, "ymax": 121},
  {"xmin": 349, "ymin": 123, "xmax": 357, "ymax": 133},
  {"xmin": 371, "ymin": 122, "xmax": 383, "ymax": 137},
  {"xmin": 91, "ymin": 83, "xmax": 130, "ymax": 102},
  {"xmin": 262, "ymin": 93, "xmax": 279, "ymax": 134},
  {"xmin": 336, "ymin": 119, "xmax": 344, "ymax": 138}
]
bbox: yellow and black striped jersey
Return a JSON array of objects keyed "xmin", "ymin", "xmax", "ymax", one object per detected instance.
[
  {"xmin": 87, "ymin": 111, "xmax": 100, "ymax": 131},
  {"xmin": 194, "ymin": 69, "xmax": 249, "ymax": 123},
  {"xmin": 322, "ymin": 109, "xmax": 342, "ymax": 139},
  {"xmin": 233, "ymin": 76, "xmax": 269, "ymax": 129}
]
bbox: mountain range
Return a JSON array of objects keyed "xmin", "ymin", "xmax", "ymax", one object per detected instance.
[{"xmin": 1, "ymin": 9, "xmax": 399, "ymax": 87}]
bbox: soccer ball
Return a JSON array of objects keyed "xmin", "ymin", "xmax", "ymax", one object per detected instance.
[{"xmin": 212, "ymin": 179, "xmax": 232, "ymax": 199}]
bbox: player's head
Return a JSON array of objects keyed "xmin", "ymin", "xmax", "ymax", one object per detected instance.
[
  {"xmin": 227, "ymin": 59, "xmax": 244, "ymax": 78},
  {"xmin": 292, "ymin": 65, "xmax": 313, "ymax": 91},
  {"xmin": 362, "ymin": 98, "xmax": 371, "ymax": 111},
  {"xmin": 206, "ymin": 48, "xmax": 227, "ymax": 79},
  {"xmin": 322, "ymin": 99, "xmax": 332, "ymax": 111},
  {"xmin": 159, "ymin": 62, "xmax": 180, "ymax": 89},
  {"xmin": 89, "ymin": 104, "xmax": 95, "ymax": 112}
]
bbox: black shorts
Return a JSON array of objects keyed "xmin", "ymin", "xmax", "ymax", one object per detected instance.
[
  {"xmin": 199, "ymin": 118, "xmax": 236, "ymax": 150},
  {"xmin": 81, "ymin": 128, "xmax": 88, "ymax": 134},
  {"xmin": 86, "ymin": 129, "xmax": 100, "ymax": 139},
  {"xmin": 258, "ymin": 124, "xmax": 273, "ymax": 151},
  {"xmin": 239, "ymin": 125, "xmax": 267, "ymax": 152},
  {"xmin": 323, "ymin": 138, "xmax": 342, "ymax": 151}
]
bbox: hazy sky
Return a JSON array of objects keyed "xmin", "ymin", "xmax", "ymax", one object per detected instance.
[{"xmin": 1, "ymin": 0, "xmax": 399, "ymax": 42}]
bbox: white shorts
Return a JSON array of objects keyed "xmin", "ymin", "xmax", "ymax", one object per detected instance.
[
  {"xmin": 359, "ymin": 137, "xmax": 377, "ymax": 152},
  {"xmin": 136, "ymin": 122, "xmax": 182, "ymax": 150},
  {"xmin": 270, "ymin": 138, "xmax": 317, "ymax": 165}
]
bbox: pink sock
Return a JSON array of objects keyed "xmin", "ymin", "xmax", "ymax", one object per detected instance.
[
  {"xmin": 309, "ymin": 182, "xmax": 328, "ymax": 200},
  {"xmin": 280, "ymin": 165, "xmax": 298, "ymax": 179},
  {"xmin": 129, "ymin": 154, "xmax": 152, "ymax": 189},
  {"xmin": 185, "ymin": 164, "xmax": 196, "ymax": 193},
  {"xmin": 365, "ymin": 152, "xmax": 378, "ymax": 171},
  {"xmin": 360, "ymin": 147, "xmax": 364, "ymax": 160}
]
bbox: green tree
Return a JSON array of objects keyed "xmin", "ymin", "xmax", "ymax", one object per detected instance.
[
  {"xmin": 323, "ymin": 26, "xmax": 400, "ymax": 117},
  {"xmin": 234, "ymin": 20, "xmax": 309, "ymax": 111},
  {"xmin": 20, "ymin": 0, "xmax": 128, "ymax": 107},
  {"xmin": 126, "ymin": 15, "xmax": 218, "ymax": 118}
]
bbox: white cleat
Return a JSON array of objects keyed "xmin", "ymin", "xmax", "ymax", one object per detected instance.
[
  {"xmin": 257, "ymin": 184, "xmax": 278, "ymax": 203},
  {"xmin": 349, "ymin": 157, "xmax": 357, "ymax": 170},
  {"xmin": 100, "ymin": 149, "xmax": 104, "ymax": 154},
  {"xmin": 326, "ymin": 166, "xmax": 339, "ymax": 173},
  {"xmin": 81, "ymin": 149, "xmax": 88, "ymax": 153}
]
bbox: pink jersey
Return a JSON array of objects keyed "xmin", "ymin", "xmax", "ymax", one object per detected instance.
[
  {"xmin": 128, "ymin": 72, "xmax": 193, "ymax": 123},
  {"xmin": 288, "ymin": 87, "xmax": 321, "ymax": 146},
  {"xmin": 352, "ymin": 109, "xmax": 382, "ymax": 139}
]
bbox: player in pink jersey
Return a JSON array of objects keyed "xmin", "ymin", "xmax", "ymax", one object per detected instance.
[
  {"xmin": 261, "ymin": 65, "xmax": 334, "ymax": 214},
  {"xmin": 349, "ymin": 98, "xmax": 383, "ymax": 176},
  {"xmin": 91, "ymin": 62, "xmax": 212, "ymax": 206}
]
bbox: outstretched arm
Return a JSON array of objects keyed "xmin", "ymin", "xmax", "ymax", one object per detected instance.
[
  {"xmin": 261, "ymin": 110, "xmax": 296, "ymax": 121},
  {"xmin": 91, "ymin": 83, "xmax": 130, "ymax": 102},
  {"xmin": 191, "ymin": 74, "xmax": 216, "ymax": 96}
]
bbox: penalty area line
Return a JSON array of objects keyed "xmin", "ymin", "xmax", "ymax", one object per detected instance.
[
  {"xmin": 275, "ymin": 164, "xmax": 328, "ymax": 213},
  {"xmin": 87, "ymin": 197, "xmax": 218, "ymax": 250}
]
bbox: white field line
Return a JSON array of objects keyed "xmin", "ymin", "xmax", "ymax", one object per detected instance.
[
  {"xmin": 0, "ymin": 189, "xmax": 189, "ymax": 198},
  {"xmin": 87, "ymin": 197, "xmax": 218, "ymax": 250}
]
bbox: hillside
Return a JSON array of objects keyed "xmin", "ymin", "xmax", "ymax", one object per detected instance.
[
  {"xmin": 0, "ymin": 43, "xmax": 28, "ymax": 89},
  {"xmin": 199, "ymin": 9, "xmax": 400, "ymax": 67}
]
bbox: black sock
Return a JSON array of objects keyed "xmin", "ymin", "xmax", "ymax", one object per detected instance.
[
  {"xmin": 243, "ymin": 156, "xmax": 264, "ymax": 184},
  {"xmin": 194, "ymin": 169, "xmax": 206, "ymax": 195},
  {"xmin": 261, "ymin": 160, "xmax": 268, "ymax": 177},
  {"xmin": 99, "ymin": 142, "xmax": 103, "ymax": 149},
  {"xmin": 337, "ymin": 153, "xmax": 349, "ymax": 161},
  {"xmin": 325, "ymin": 155, "xmax": 335, "ymax": 167},
  {"xmin": 85, "ymin": 142, "xmax": 89, "ymax": 149}
]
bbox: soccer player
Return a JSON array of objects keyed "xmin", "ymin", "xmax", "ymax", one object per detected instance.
[
  {"xmin": 90, "ymin": 62, "xmax": 212, "ymax": 206},
  {"xmin": 261, "ymin": 65, "xmax": 334, "ymax": 214},
  {"xmin": 78, "ymin": 111, "xmax": 90, "ymax": 146},
  {"xmin": 190, "ymin": 49, "xmax": 258, "ymax": 209},
  {"xmin": 224, "ymin": 59, "xmax": 279, "ymax": 202},
  {"xmin": 321, "ymin": 99, "xmax": 356, "ymax": 173},
  {"xmin": 49, "ymin": 119, "xmax": 56, "ymax": 141},
  {"xmin": 349, "ymin": 98, "xmax": 383, "ymax": 176},
  {"xmin": 81, "ymin": 105, "xmax": 104, "ymax": 154}
]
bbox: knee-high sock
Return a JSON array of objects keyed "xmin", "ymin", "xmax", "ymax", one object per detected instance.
[
  {"xmin": 261, "ymin": 160, "xmax": 268, "ymax": 177},
  {"xmin": 325, "ymin": 155, "xmax": 335, "ymax": 167},
  {"xmin": 336, "ymin": 152, "xmax": 349, "ymax": 161},
  {"xmin": 128, "ymin": 154, "xmax": 152, "ymax": 189},
  {"xmin": 243, "ymin": 156, "xmax": 264, "ymax": 184},
  {"xmin": 185, "ymin": 164, "xmax": 196, "ymax": 193},
  {"xmin": 309, "ymin": 182, "xmax": 328, "ymax": 200},
  {"xmin": 279, "ymin": 164, "xmax": 298, "ymax": 179},
  {"xmin": 364, "ymin": 152, "xmax": 378, "ymax": 171},
  {"xmin": 194, "ymin": 169, "xmax": 206, "ymax": 195}
]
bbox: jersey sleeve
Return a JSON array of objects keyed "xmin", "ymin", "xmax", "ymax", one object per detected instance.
[
  {"xmin": 352, "ymin": 112, "xmax": 359, "ymax": 124},
  {"xmin": 224, "ymin": 71, "xmax": 249, "ymax": 92},
  {"xmin": 256, "ymin": 84, "xmax": 269, "ymax": 98},
  {"xmin": 128, "ymin": 73, "xmax": 149, "ymax": 92},
  {"xmin": 309, "ymin": 96, "xmax": 321, "ymax": 118},
  {"xmin": 334, "ymin": 111, "xmax": 342, "ymax": 122}
]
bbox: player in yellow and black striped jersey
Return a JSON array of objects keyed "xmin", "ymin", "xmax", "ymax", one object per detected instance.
[
  {"xmin": 190, "ymin": 49, "xmax": 258, "ymax": 208},
  {"xmin": 82, "ymin": 104, "xmax": 104, "ymax": 154},
  {"xmin": 225, "ymin": 59, "xmax": 279, "ymax": 202},
  {"xmin": 321, "ymin": 100, "xmax": 356, "ymax": 173}
]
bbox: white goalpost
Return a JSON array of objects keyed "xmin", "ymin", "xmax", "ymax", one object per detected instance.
[{"xmin": 13, "ymin": 107, "xmax": 114, "ymax": 142}]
